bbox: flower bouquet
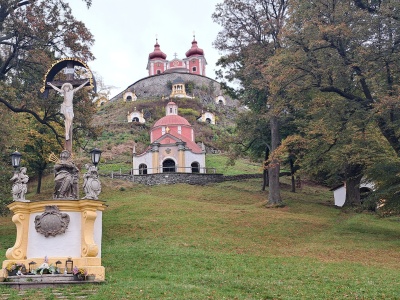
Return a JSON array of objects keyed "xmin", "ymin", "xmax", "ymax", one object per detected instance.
[
  {"xmin": 73, "ymin": 266, "xmax": 87, "ymax": 281},
  {"xmin": 33, "ymin": 256, "xmax": 56, "ymax": 275},
  {"xmin": 5, "ymin": 262, "xmax": 26, "ymax": 276}
]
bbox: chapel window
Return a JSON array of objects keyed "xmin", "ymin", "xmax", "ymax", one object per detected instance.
[
  {"xmin": 191, "ymin": 162, "xmax": 200, "ymax": 173},
  {"xmin": 139, "ymin": 164, "xmax": 148, "ymax": 175}
]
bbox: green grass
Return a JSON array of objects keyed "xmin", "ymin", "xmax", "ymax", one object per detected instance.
[
  {"xmin": 206, "ymin": 154, "xmax": 262, "ymax": 175},
  {"xmin": 0, "ymin": 178, "xmax": 399, "ymax": 299}
]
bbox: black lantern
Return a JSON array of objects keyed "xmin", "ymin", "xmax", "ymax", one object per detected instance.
[
  {"xmin": 10, "ymin": 151, "xmax": 22, "ymax": 169},
  {"xmin": 65, "ymin": 257, "xmax": 73, "ymax": 274},
  {"xmin": 90, "ymin": 148, "xmax": 102, "ymax": 167},
  {"xmin": 28, "ymin": 261, "xmax": 36, "ymax": 274},
  {"xmin": 55, "ymin": 260, "xmax": 62, "ymax": 273}
]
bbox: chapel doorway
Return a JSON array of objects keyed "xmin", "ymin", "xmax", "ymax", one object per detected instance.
[
  {"xmin": 191, "ymin": 162, "xmax": 200, "ymax": 173},
  {"xmin": 162, "ymin": 159, "xmax": 176, "ymax": 173}
]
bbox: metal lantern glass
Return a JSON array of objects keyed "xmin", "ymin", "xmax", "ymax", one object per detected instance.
[
  {"xmin": 10, "ymin": 151, "xmax": 22, "ymax": 169},
  {"xmin": 90, "ymin": 148, "xmax": 102, "ymax": 166},
  {"xmin": 28, "ymin": 261, "xmax": 36, "ymax": 273},
  {"xmin": 65, "ymin": 257, "xmax": 73, "ymax": 274}
]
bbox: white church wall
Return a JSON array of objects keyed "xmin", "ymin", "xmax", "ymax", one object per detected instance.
[{"xmin": 185, "ymin": 152, "xmax": 206, "ymax": 173}]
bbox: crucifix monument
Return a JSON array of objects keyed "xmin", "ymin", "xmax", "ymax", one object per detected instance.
[{"xmin": 1, "ymin": 58, "xmax": 106, "ymax": 284}]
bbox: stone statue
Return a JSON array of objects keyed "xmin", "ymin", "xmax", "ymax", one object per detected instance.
[
  {"xmin": 53, "ymin": 150, "xmax": 79, "ymax": 199},
  {"xmin": 10, "ymin": 167, "xmax": 29, "ymax": 202},
  {"xmin": 82, "ymin": 164, "xmax": 101, "ymax": 200},
  {"xmin": 47, "ymin": 80, "xmax": 89, "ymax": 140}
]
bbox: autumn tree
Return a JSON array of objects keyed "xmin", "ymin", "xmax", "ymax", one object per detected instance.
[
  {"xmin": 213, "ymin": 0, "xmax": 289, "ymax": 206},
  {"xmin": 0, "ymin": 0, "xmax": 94, "ymax": 143},
  {"xmin": 271, "ymin": 0, "xmax": 400, "ymax": 155}
]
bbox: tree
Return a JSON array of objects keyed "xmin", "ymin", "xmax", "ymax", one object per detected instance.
[
  {"xmin": 271, "ymin": 0, "xmax": 400, "ymax": 157},
  {"xmin": 0, "ymin": 0, "xmax": 94, "ymax": 142},
  {"xmin": 213, "ymin": 0, "xmax": 289, "ymax": 206}
]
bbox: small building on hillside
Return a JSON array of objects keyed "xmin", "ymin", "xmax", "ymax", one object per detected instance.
[
  {"xmin": 331, "ymin": 180, "xmax": 375, "ymax": 207},
  {"xmin": 132, "ymin": 101, "xmax": 206, "ymax": 175},
  {"xmin": 197, "ymin": 110, "xmax": 216, "ymax": 124},
  {"xmin": 127, "ymin": 107, "xmax": 145, "ymax": 124}
]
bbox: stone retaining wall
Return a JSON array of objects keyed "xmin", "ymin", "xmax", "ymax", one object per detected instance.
[
  {"xmin": 111, "ymin": 72, "xmax": 237, "ymax": 106},
  {"xmin": 104, "ymin": 172, "xmax": 264, "ymax": 186}
]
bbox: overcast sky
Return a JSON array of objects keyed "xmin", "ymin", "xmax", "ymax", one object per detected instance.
[{"xmin": 68, "ymin": 0, "xmax": 224, "ymax": 97}]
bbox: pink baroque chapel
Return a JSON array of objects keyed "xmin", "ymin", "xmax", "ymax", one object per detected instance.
[{"xmin": 133, "ymin": 101, "xmax": 206, "ymax": 175}]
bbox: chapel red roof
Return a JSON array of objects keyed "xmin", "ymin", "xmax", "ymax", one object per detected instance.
[
  {"xmin": 185, "ymin": 38, "xmax": 204, "ymax": 57},
  {"xmin": 153, "ymin": 115, "xmax": 190, "ymax": 127},
  {"xmin": 149, "ymin": 39, "xmax": 167, "ymax": 60}
]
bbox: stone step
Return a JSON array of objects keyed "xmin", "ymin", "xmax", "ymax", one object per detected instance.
[
  {"xmin": 0, "ymin": 274, "xmax": 103, "ymax": 290},
  {"xmin": 6, "ymin": 274, "xmax": 76, "ymax": 283}
]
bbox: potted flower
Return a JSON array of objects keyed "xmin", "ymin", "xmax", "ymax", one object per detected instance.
[
  {"xmin": 72, "ymin": 266, "xmax": 87, "ymax": 281},
  {"xmin": 5, "ymin": 262, "xmax": 26, "ymax": 276}
]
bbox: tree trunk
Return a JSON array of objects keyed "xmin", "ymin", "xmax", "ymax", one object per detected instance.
[
  {"xmin": 289, "ymin": 157, "xmax": 295, "ymax": 193},
  {"xmin": 343, "ymin": 164, "xmax": 364, "ymax": 207},
  {"xmin": 267, "ymin": 115, "xmax": 282, "ymax": 205},
  {"xmin": 36, "ymin": 169, "xmax": 43, "ymax": 194},
  {"xmin": 262, "ymin": 144, "xmax": 270, "ymax": 191},
  {"xmin": 344, "ymin": 174, "xmax": 363, "ymax": 206}
]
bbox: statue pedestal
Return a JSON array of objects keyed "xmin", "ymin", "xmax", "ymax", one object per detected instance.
[{"xmin": 1, "ymin": 200, "xmax": 107, "ymax": 280}]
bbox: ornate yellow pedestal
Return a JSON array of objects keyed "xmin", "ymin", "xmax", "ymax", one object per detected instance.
[{"xmin": 2, "ymin": 200, "xmax": 107, "ymax": 280}]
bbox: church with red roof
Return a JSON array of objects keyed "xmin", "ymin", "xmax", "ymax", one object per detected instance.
[
  {"xmin": 147, "ymin": 36, "xmax": 207, "ymax": 76},
  {"xmin": 132, "ymin": 101, "xmax": 206, "ymax": 175}
]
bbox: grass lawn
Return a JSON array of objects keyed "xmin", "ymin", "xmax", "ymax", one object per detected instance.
[{"xmin": 0, "ymin": 177, "xmax": 399, "ymax": 299}]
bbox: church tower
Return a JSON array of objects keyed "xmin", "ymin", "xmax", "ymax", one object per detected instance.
[
  {"xmin": 147, "ymin": 39, "xmax": 167, "ymax": 76},
  {"xmin": 184, "ymin": 36, "xmax": 207, "ymax": 76}
]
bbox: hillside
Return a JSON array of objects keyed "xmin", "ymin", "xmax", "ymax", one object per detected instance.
[
  {"xmin": 91, "ymin": 95, "xmax": 241, "ymax": 174},
  {"xmin": 0, "ymin": 177, "xmax": 399, "ymax": 299}
]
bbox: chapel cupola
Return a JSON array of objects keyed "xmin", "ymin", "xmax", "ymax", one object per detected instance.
[
  {"xmin": 149, "ymin": 39, "xmax": 167, "ymax": 60},
  {"xmin": 185, "ymin": 36, "xmax": 204, "ymax": 57},
  {"xmin": 166, "ymin": 101, "xmax": 178, "ymax": 116}
]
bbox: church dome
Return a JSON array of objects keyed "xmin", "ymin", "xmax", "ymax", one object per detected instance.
[
  {"xmin": 185, "ymin": 38, "xmax": 204, "ymax": 57},
  {"xmin": 153, "ymin": 115, "xmax": 190, "ymax": 127},
  {"xmin": 149, "ymin": 39, "xmax": 167, "ymax": 60}
]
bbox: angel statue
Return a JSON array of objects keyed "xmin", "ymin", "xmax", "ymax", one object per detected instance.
[
  {"xmin": 51, "ymin": 150, "xmax": 79, "ymax": 199},
  {"xmin": 10, "ymin": 167, "xmax": 29, "ymax": 202},
  {"xmin": 82, "ymin": 164, "xmax": 101, "ymax": 200}
]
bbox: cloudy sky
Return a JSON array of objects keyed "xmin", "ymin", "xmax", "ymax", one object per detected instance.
[{"xmin": 68, "ymin": 0, "xmax": 224, "ymax": 97}]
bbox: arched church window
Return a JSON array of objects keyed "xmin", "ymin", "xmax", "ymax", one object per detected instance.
[
  {"xmin": 132, "ymin": 117, "xmax": 139, "ymax": 122},
  {"xmin": 157, "ymin": 70, "xmax": 161, "ymax": 74},
  {"xmin": 191, "ymin": 162, "xmax": 200, "ymax": 173},
  {"xmin": 192, "ymin": 67, "xmax": 197, "ymax": 72},
  {"xmin": 139, "ymin": 164, "xmax": 147, "ymax": 175},
  {"xmin": 163, "ymin": 159, "xmax": 176, "ymax": 173}
]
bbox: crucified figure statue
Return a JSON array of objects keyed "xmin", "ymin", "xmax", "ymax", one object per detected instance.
[{"xmin": 47, "ymin": 80, "xmax": 89, "ymax": 140}]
